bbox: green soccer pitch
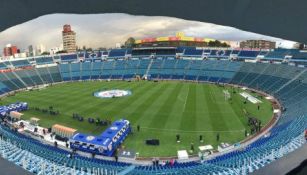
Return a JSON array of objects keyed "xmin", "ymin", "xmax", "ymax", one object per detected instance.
[{"xmin": 0, "ymin": 80, "xmax": 274, "ymax": 157}]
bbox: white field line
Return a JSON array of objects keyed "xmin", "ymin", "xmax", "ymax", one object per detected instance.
[
  {"xmin": 131, "ymin": 126, "xmax": 245, "ymax": 133},
  {"xmin": 183, "ymin": 85, "xmax": 189, "ymax": 111},
  {"xmin": 209, "ymin": 87, "xmax": 246, "ymax": 131}
]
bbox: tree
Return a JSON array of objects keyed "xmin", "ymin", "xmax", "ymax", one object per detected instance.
[
  {"xmin": 41, "ymin": 51, "xmax": 50, "ymax": 55},
  {"xmin": 208, "ymin": 40, "xmax": 230, "ymax": 47},
  {"xmin": 124, "ymin": 37, "xmax": 136, "ymax": 48},
  {"xmin": 221, "ymin": 42, "xmax": 229, "ymax": 47},
  {"xmin": 86, "ymin": 48, "xmax": 93, "ymax": 52},
  {"xmin": 98, "ymin": 47, "xmax": 107, "ymax": 51},
  {"xmin": 56, "ymin": 50, "xmax": 67, "ymax": 54}
]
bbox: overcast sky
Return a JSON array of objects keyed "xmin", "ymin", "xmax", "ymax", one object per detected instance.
[{"xmin": 0, "ymin": 13, "xmax": 297, "ymax": 51}]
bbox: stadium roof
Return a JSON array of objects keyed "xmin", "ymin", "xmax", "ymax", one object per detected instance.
[{"xmin": 0, "ymin": 0, "xmax": 306, "ymax": 43}]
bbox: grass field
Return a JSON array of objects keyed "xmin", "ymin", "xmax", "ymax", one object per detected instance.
[{"xmin": 0, "ymin": 80, "xmax": 273, "ymax": 157}]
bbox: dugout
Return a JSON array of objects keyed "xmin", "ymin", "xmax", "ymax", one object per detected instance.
[
  {"xmin": 30, "ymin": 117, "xmax": 40, "ymax": 126},
  {"xmin": 52, "ymin": 124, "xmax": 77, "ymax": 139},
  {"xmin": 9, "ymin": 111, "xmax": 23, "ymax": 121}
]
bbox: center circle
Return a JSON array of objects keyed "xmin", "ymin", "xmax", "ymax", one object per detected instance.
[{"xmin": 94, "ymin": 89, "xmax": 132, "ymax": 98}]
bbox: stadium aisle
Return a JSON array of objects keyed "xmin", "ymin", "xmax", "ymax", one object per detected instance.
[
  {"xmin": 252, "ymin": 143, "xmax": 307, "ymax": 175},
  {"xmin": 0, "ymin": 156, "xmax": 33, "ymax": 175}
]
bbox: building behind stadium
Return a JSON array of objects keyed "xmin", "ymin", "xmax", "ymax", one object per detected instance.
[
  {"xmin": 240, "ymin": 40, "xmax": 276, "ymax": 49},
  {"xmin": 134, "ymin": 32, "xmax": 230, "ymax": 48},
  {"xmin": 62, "ymin": 24, "xmax": 77, "ymax": 53}
]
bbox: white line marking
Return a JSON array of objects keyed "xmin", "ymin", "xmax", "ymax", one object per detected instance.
[
  {"xmin": 132, "ymin": 126, "xmax": 245, "ymax": 133},
  {"xmin": 183, "ymin": 85, "xmax": 189, "ymax": 111}
]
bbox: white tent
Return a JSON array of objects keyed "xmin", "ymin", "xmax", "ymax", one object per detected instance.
[{"xmin": 177, "ymin": 150, "xmax": 189, "ymax": 160}]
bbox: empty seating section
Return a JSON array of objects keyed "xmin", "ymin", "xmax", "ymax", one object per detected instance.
[
  {"xmin": 258, "ymin": 50, "xmax": 269, "ymax": 56},
  {"xmin": 138, "ymin": 59, "xmax": 150, "ymax": 75},
  {"xmin": 175, "ymin": 59, "xmax": 189, "ymax": 69},
  {"xmin": 101, "ymin": 61, "xmax": 114, "ymax": 79},
  {"xmin": 176, "ymin": 47, "xmax": 185, "ymax": 53},
  {"xmin": 231, "ymin": 50, "xmax": 240, "ymax": 55},
  {"xmin": 238, "ymin": 50, "xmax": 260, "ymax": 58},
  {"xmin": 200, "ymin": 61, "xmax": 241, "ymax": 82},
  {"xmin": 2, "ymin": 47, "xmax": 307, "ymax": 71},
  {"xmin": 249, "ymin": 64, "xmax": 286, "ymax": 91},
  {"xmin": 223, "ymin": 50, "xmax": 232, "ymax": 57},
  {"xmin": 265, "ymin": 49, "xmax": 289, "ymax": 60},
  {"xmin": 124, "ymin": 60, "xmax": 140, "ymax": 78},
  {"xmin": 102, "ymin": 51, "xmax": 108, "ymax": 56},
  {"xmin": 232, "ymin": 63, "xmax": 268, "ymax": 86},
  {"xmin": 26, "ymin": 69, "xmax": 44, "ymax": 85},
  {"xmin": 108, "ymin": 49, "xmax": 127, "ymax": 58},
  {"xmin": 205, "ymin": 116, "xmax": 306, "ymax": 171},
  {"xmin": 184, "ymin": 60, "xmax": 201, "ymax": 80},
  {"xmin": 59, "ymin": 64, "xmax": 71, "ymax": 81},
  {"xmin": 203, "ymin": 49, "xmax": 211, "ymax": 54},
  {"xmin": 36, "ymin": 67, "xmax": 54, "ymax": 84},
  {"xmin": 60, "ymin": 54, "xmax": 78, "ymax": 62},
  {"xmin": 274, "ymin": 65, "xmax": 303, "ymax": 79},
  {"xmin": 209, "ymin": 50, "xmax": 218, "ymax": 56},
  {"xmin": 81, "ymin": 62, "xmax": 92, "ymax": 80},
  {"xmin": 91, "ymin": 62, "xmax": 103, "ymax": 79},
  {"xmin": 148, "ymin": 59, "xmax": 164, "ymax": 77},
  {"xmin": 183, "ymin": 48, "xmax": 203, "ymax": 56},
  {"xmin": 0, "ymin": 62, "xmax": 8, "ymax": 69},
  {"xmin": 78, "ymin": 52, "xmax": 85, "ymax": 58},
  {"xmin": 83, "ymin": 51, "xmax": 103, "ymax": 59},
  {"xmin": 150, "ymin": 59, "xmax": 164, "ymax": 69},
  {"xmin": 0, "ymin": 73, "xmax": 19, "ymax": 91},
  {"xmin": 35, "ymin": 57, "xmax": 54, "ymax": 64},
  {"xmin": 112, "ymin": 60, "xmax": 127, "ymax": 79},
  {"xmin": 0, "ymin": 58, "xmax": 306, "ymax": 175},
  {"xmin": 0, "ymin": 81, "xmax": 10, "ymax": 93},
  {"xmin": 209, "ymin": 49, "xmax": 232, "ymax": 58},
  {"xmin": 163, "ymin": 59, "xmax": 177, "ymax": 69},
  {"xmin": 48, "ymin": 66, "xmax": 62, "ymax": 82},
  {"xmin": 96, "ymin": 51, "xmax": 102, "ymax": 58},
  {"xmin": 14, "ymin": 70, "xmax": 36, "ymax": 86},
  {"xmin": 291, "ymin": 51, "xmax": 307, "ymax": 59},
  {"xmin": 232, "ymin": 63, "xmax": 306, "ymax": 94},
  {"xmin": 263, "ymin": 65, "xmax": 303, "ymax": 93},
  {"xmin": 70, "ymin": 63, "xmax": 81, "ymax": 80},
  {"xmin": 10, "ymin": 59, "xmax": 31, "ymax": 67},
  {"xmin": 154, "ymin": 49, "xmax": 176, "ymax": 56},
  {"xmin": 147, "ymin": 60, "xmax": 242, "ymax": 82},
  {"xmin": 85, "ymin": 52, "xmax": 91, "ymax": 58},
  {"xmin": 4, "ymin": 72, "xmax": 26, "ymax": 88}
]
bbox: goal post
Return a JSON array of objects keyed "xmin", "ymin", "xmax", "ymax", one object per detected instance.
[{"xmin": 223, "ymin": 90, "xmax": 231, "ymax": 101}]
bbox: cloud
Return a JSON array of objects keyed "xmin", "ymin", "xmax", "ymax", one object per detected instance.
[{"xmin": 0, "ymin": 13, "xmax": 297, "ymax": 50}]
